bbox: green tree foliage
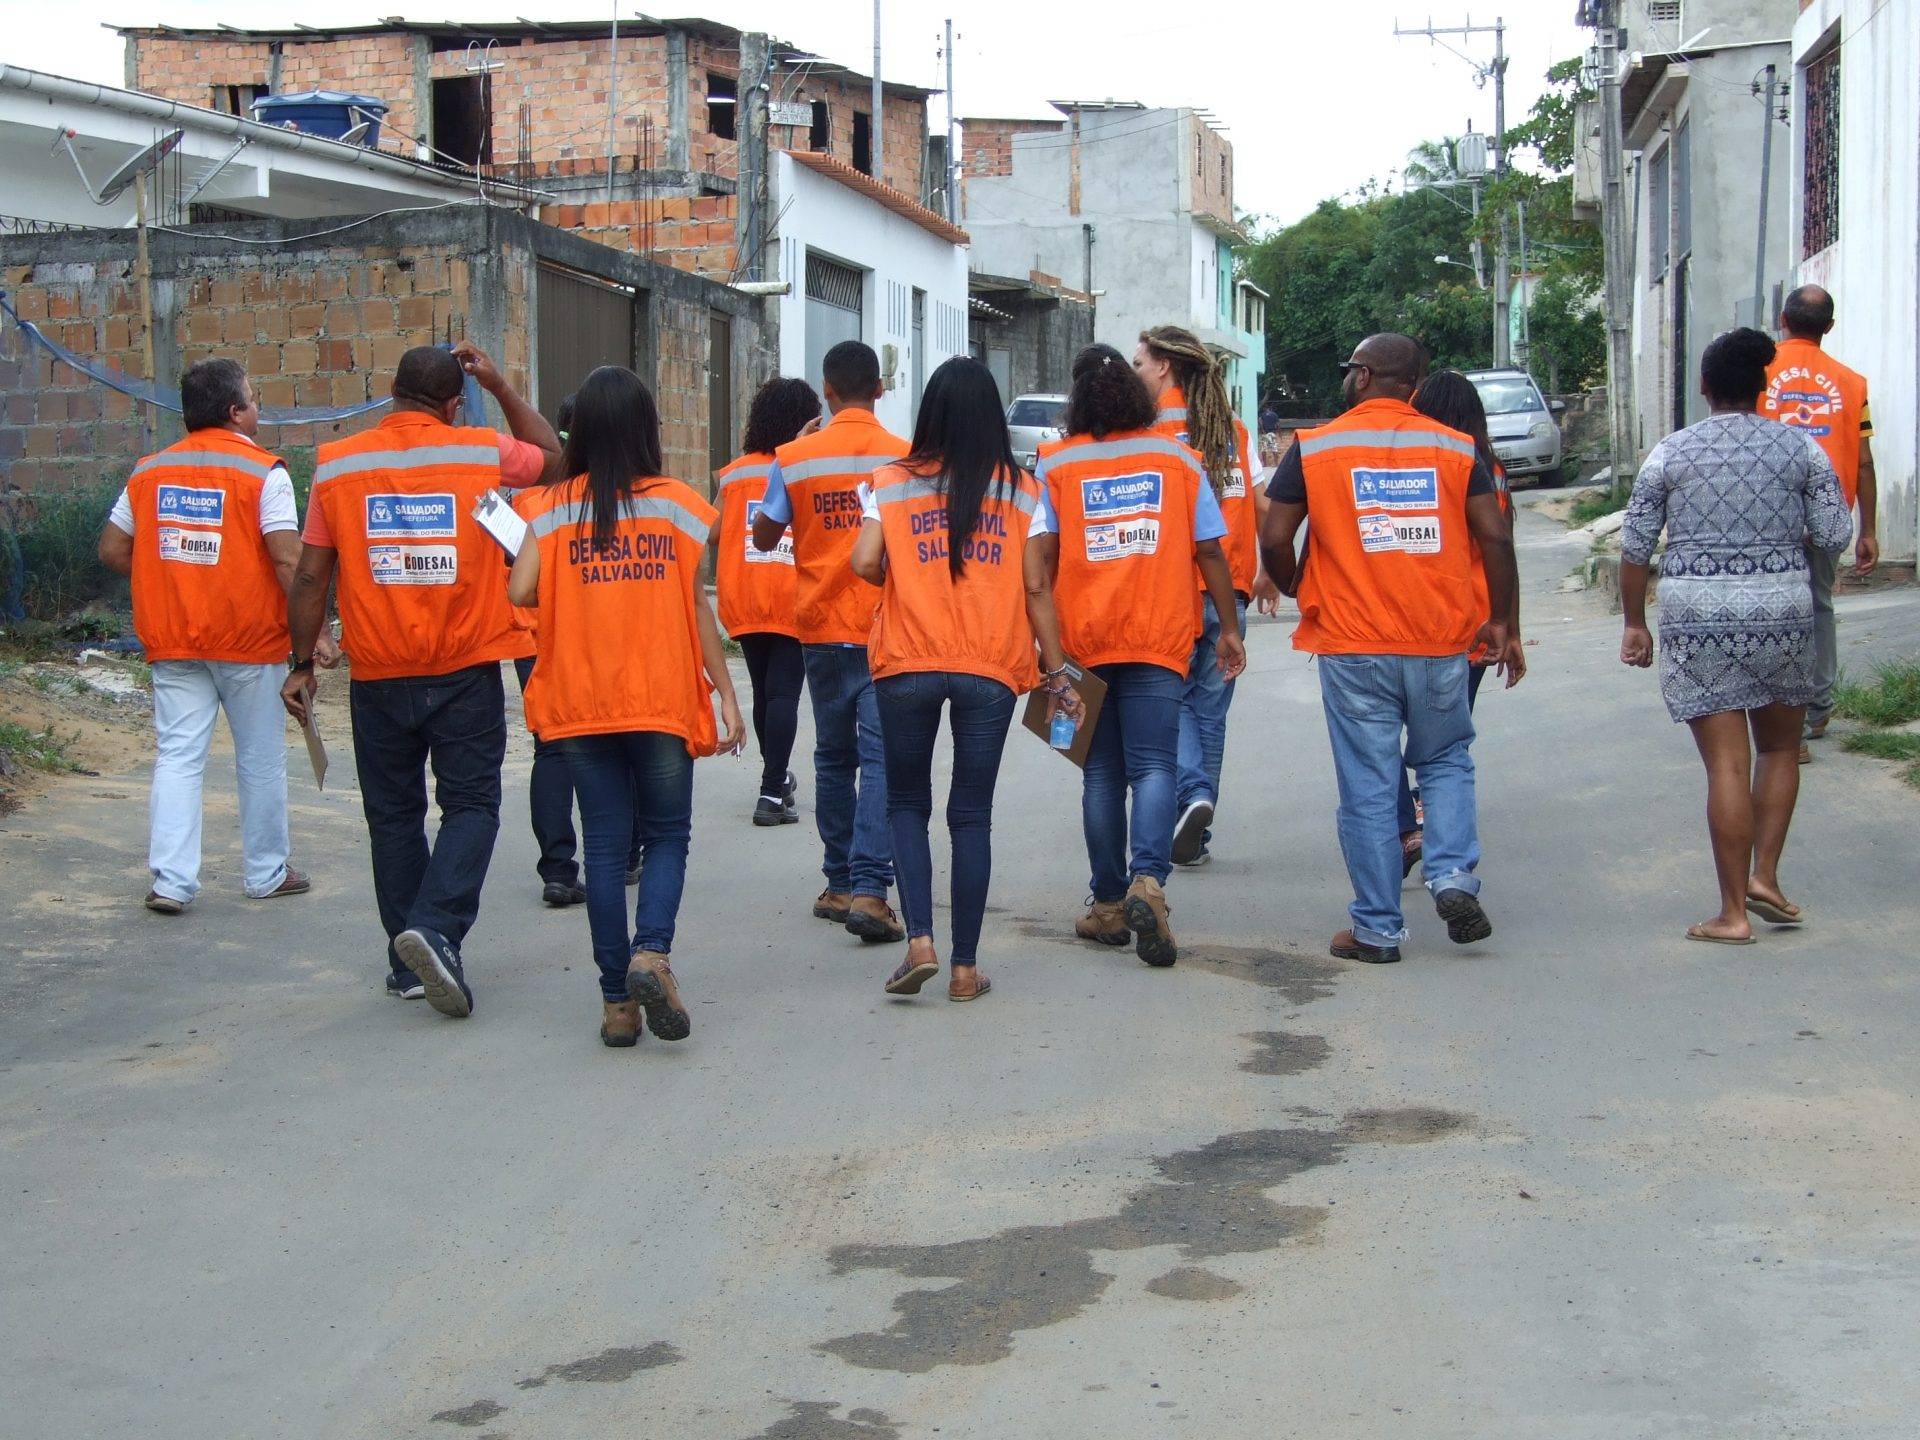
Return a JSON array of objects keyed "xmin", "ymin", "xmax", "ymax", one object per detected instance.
[{"xmin": 1244, "ymin": 56, "xmax": 1605, "ymax": 416}]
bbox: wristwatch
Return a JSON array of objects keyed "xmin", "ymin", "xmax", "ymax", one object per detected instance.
[{"xmin": 288, "ymin": 652, "xmax": 314, "ymax": 675}]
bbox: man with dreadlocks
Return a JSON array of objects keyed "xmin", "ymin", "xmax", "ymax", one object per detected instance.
[{"xmin": 1135, "ymin": 326, "xmax": 1277, "ymax": 868}]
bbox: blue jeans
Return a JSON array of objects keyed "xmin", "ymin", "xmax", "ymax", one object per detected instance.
[
  {"xmin": 802, "ymin": 643, "xmax": 893, "ymax": 898},
  {"xmin": 1082, "ymin": 662, "xmax": 1183, "ymax": 900},
  {"xmin": 559, "ymin": 731, "xmax": 695, "ymax": 1001},
  {"xmin": 1320, "ymin": 653, "xmax": 1480, "ymax": 948},
  {"xmin": 874, "ymin": 671, "xmax": 1016, "ymax": 964},
  {"xmin": 1176, "ymin": 594, "xmax": 1248, "ymax": 828},
  {"xmin": 1397, "ymin": 662, "xmax": 1488, "ymax": 833}
]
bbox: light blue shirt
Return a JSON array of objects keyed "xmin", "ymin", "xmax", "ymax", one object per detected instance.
[{"xmin": 756, "ymin": 459, "xmax": 793, "ymax": 525}]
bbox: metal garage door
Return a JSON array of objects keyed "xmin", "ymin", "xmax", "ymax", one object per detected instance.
[
  {"xmin": 537, "ymin": 263, "xmax": 637, "ymax": 421},
  {"xmin": 804, "ymin": 253, "xmax": 864, "ymax": 394}
]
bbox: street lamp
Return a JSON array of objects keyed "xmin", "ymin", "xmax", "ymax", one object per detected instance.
[{"xmin": 1434, "ymin": 254, "xmax": 1485, "ymax": 289}]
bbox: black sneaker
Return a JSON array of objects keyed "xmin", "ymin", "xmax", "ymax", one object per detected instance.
[
  {"xmin": 1434, "ymin": 888, "xmax": 1493, "ymax": 945},
  {"xmin": 781, "ymin": 770, "xmax": 800, "ymax": 822},
  {"xmin": 1172, "ymin": 799, "xmax": 1214, "ymax": 866},
  {"xmin": 752, "ymin": 794, "xmax": 791, "ymax": 826},
  {"xmin": 393, "ymin": 927, "xmax": 473, "ymax": 1018},
  {"xmin": 385, "ymin": 968, "xmax": 425, "ymax": 1000},
  {"xmin": 542, "ymin": 879, "xmax": 587, "ymax": 907},
  {"xmin": 1331, "ymin": 929, "xmax": 1402, "ymax": 964}
]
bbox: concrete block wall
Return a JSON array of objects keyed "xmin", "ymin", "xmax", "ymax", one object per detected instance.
[
  {"xmin": 962, "ymin": 119, "xmax": 1065, "ymax": 179},
  {"xmin": 1189, "ymin": 116, "xmax": 1235, "ymax": 228}
]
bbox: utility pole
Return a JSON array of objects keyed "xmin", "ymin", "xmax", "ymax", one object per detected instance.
[
  {"xmin": 943, "ymin": 18, "xmax": 957, "ymax": 223},
  {"xmin": 603, "ymin": 3, "xmax": 620, "ymax": 207},
  {"xmin": 1752, "ymin": 63, "xmax": 1777, "ymax": 325},
  {"xmin": 872, "ymin": 0, "xmax": 883, "ymax": 180},
  {"xmin": 1395, "ymin": 13, "xmax": 1510, "ymax": 364},
  {"xmin": 1516, "ymin": 197, "xmax": 1529, "ymax": 365},
  {"xmin": 1587, "ymin": 0, "xmax": 1637, "ymax": 494}
]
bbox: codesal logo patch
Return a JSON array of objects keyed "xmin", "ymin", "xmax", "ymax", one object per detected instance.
[
  {"xmin": 366, "ymin": 493, "xmax": 457, "ymax": 539},
  {"xmin": 156, "ymin": 485, "xmax": 225, "ymax": 527},
  {"xmin": 1085, "ymin": 517, "xmax": 1162, "ymax": 561},
  {"xmin": 1081, "ymin": 471, "xmax": 1163, "ymax": 520},
  {"xmin": 1351, "ymin": 467, "xmax": 1439, "ymax": 511},
  {"xmin": 369, "ymin": 545, "xmax": 459, "ymax": 585},
  {"xmin": 158, "ymin": 526, "xmax": 223, "ymax": 566}
]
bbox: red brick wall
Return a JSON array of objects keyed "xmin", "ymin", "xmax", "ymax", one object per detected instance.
[
  {"xmin": 961, "ymin": 118, "xmax": 1066, "ymax": 179},
  {"xmin": 1189, "ymin": 116, "xmax": 1235, "ymax": 228},
  {"xmin": 539, "ymin": 196, "xmax": 740, "ymax": 281}
]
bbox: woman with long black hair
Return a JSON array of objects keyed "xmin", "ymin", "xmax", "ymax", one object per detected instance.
[
  {"xmin": 509, "ymin": 365, "xmax": 745, "ymax": 1047},
  {"xmin": 849, "ymin": 357, "xmax": 1080, "ymax": 1002}
]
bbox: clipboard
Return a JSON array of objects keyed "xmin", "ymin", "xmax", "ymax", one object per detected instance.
[
  {"xmin": 301, "ymin": 709, "xmax": 329, "ymax": 790},
  {"xmin": 1020, "ymin": 657, "xmax": 1107, "ymax": 769},
  {"xmin": 472, "ymin": 488, "xmax": 528, "ymax": 558}
]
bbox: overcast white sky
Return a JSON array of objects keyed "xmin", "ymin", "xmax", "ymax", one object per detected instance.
[{"xmin": 9, "ymin": 0, "xmax": 1587, "ymax": 226}]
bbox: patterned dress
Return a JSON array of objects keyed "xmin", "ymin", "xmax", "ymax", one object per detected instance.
[{"xmin": 1620, "ymin": 411, "xmax": 1852, "ymax": 722}]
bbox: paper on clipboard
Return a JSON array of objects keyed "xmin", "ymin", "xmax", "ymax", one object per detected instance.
[
  {"xmin": 1020, "ymin": 657, "xmax": 1107, "ymax": 769},
  {"xmin": 301, "ymin": 709, "xmax": 329, "ymax": 790},
  {"xmin": 472, "ymin": 488, "xmax": 528, "ymax": 557}
]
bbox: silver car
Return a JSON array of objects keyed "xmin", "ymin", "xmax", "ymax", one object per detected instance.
[
  {"xmin": 1465, "ymin": 369, "xmax": 1564, "ymax": 484},
  {"xmin": 1006, "ymin": 393, "xmax": 1067, "ymax": 471}
]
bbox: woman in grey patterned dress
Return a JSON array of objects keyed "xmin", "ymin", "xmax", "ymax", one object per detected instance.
[{"xmin": 1618, "ymin": 328, "xmax": 1852, "ymax": 946}]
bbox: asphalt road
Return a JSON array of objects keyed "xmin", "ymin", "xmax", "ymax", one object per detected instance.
[{"xmin": 3, "ymin": 502, "xmax": 1917, "ymax": 1439}]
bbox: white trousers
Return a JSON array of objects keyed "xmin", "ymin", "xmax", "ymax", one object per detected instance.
[{"xmin": 148, "ymin": 660, "xmax": 290, "ymax": 902}]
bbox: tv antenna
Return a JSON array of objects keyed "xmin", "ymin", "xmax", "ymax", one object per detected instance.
[{"xmin": 51, "ymin": 127, "xmax": 185, "ymax": 205}]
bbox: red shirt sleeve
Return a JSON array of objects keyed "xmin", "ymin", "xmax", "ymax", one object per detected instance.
[
  {"xmin": 302, "ymin": 491, "xmax": 334, "ymax": 547},
  {"xmin": 497, "ymin": 433, "xmax": 549, "ymax": 487}
]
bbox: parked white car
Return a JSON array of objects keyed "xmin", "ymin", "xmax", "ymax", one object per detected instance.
[
  {"xmin": 1465, "ymin": 368, "xmax": 1565, "ymax": 485},
  {"xmin": 1006, "ymin": 393, "xmax": 1067, "ymax": 472}
]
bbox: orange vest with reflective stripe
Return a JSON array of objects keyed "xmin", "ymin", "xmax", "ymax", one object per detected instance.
[
  {"xmin": 1038, "ymin": 428, "xmax": 1208, "ymax": 675},
  {"xmin": 1292, "ymin": 397, "xmax": 1483, "ymax": 657},
  {"xmin": 1154, "ymin": 389, "xmax": 1260, "ymax": 595},
  {"xmin": 1762, "ymin": 337, "xmax": 1869, "ymax": 507},
  {"xmin": 866, "ymin": 463, "xmax": 1041, "ymax": 693},
  {"xmin": 773, "ymin": 408, "xmax": 910, "ymax": 644},
  {"xmin": 517, "ymin": 475, "xmax": 720, "ymax": 754},
  {"xmin": 125, "ymin": 428, "xmax": 289, "ymax": 664},
  {"xmin": 714, "ymin": 453, "xmax": 798, "ymax": 639},
  {"xmin": 312, "ymin": 412, "xmax": 533, "ymax": 681}
]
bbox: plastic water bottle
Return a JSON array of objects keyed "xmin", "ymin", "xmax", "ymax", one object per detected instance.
[{"xmin": 1050, "ymin": 708, "xmax": 1075, "ymax": 749}]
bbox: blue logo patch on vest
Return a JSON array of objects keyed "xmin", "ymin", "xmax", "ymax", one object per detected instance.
[
  {"xmin": 156, "ymin": 485, "xmax": 225, "ymax": 527},
  {"xmin": 366, "ymin": 493, "xmax": 457, "ymax": 539},
  {"xmin": 1351, "ymin": 467, "xmax": 1438, "ymax": 511},
  {"xmin": 1081, "ymin": 471, "xmax": 1163, "ymax": 519}
]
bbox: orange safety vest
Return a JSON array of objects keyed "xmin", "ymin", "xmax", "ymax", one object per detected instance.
[
  {"xmin": 125, "ymin": 428, "xmax": 290, "ymax": 664},
  {"xmin": 713, "ymin": 452, "xmax": 798, "ymax": 639},
  {"xmin": 1761, "ymin": 336, "xmax": 1870, "ymax": 508},
  {"xmin": 1154, "ymin": 388, "xmax": 1260, "ymax": 596},
  {"xmin": 773, "ymin": 408, "xmax": 910, "ymax": 644},
  {"xmin": 516, "ymin": 474, "xmax": 720, "ymax": 755},
  {"xmin": 1291, "ymin": 397, "xmax": 1484, "ymax": 657},
  {"xmin": 1037, "ymin": 427, "xmax": 1209, "ymax": 675},
  {"xmin": 311, "ymin": 411, "xmax": 534, "ymax": 681},
  {"xmin": 866, "ymin": 463, "xmax": 1042, "ymax": 693}
]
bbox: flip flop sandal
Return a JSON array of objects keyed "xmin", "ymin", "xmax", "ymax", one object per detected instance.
[
  {"xmin": 1686, "ymin": 925, "xmax": 1757, "ymax": 947},
  {"xmin": 1745, "ymin": 896, "xmax": 1804, "ymax": 926},
  {"xmin": 885, "ymin": 956, "xmax": 939, "ymax": 995}
]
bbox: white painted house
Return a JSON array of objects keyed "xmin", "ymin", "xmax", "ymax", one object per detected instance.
[
  {"xmin": 1789, "ymin": 0, "xmax": 1919, "ymax": 560},
  {"xmin": 769, "ymin": 149, "xmax": 970, "ymax": 437}
]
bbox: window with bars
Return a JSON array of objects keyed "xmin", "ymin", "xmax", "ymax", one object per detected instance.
[
  {"xmin": 1647, "ymin": 1, "xmax": 1682, "ymax": 26},
  {"xmin": 1802, "ymin": 47, "xmax": 1841, "ymax": 257}
]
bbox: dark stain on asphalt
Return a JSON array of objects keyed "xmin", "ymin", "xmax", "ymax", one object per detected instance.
[
  {"xmin": 745, "ymin": 1401, "xmax": 901, "ymax": 1438},
  {"xmin": 1240, "ymin": 1030, "xmax": 1332, "ymax": 1076},
  {"xmin": 432, "ymin": 1399, "xmax": 506, "ymax": 1426},
  {"xmin": 1180, "ymin": 944, "xmax": 1342, "ymax": 1006},
  {"xmin": 1146, "ymin": 1265, "xmax": 1244, "ymax": 1300},
  {"xmin": 817, "ymin": 1107, "xmax": 1467, "ymax": 1372},
  {"xmin": 515, "ymin": 1341, "xmax": 681, "ymax": 1388}
]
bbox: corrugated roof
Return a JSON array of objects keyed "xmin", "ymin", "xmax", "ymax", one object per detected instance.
[{"xmin": 782, "ymin": 150, "xmax": 968, "ymax": 247}]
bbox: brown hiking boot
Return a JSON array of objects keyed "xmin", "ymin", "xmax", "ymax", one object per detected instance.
[
  {"xmin": 252, "ymin": 867, "xmax": 311, "ymax": 899},
  {"xmin": 1124, "ymin": 875, "xmax": 1177, "ymax": 967},
  {"xmin": 813, "ymin": 889, "xmax": 853, "ymax": 922},
  {"xmin": 628, "ymin": 950, "xmax": 690, "ymax": 1041},
  {"xmin": 846, "ymin": 895, "xmax": 906, "ymax": 943},
  {"xmin": 599, "ymin": 998, "xmax": 641, "ymax": 1048},
  {"xmin": 1074, "ymin": 898, "xmax": 1131, "ymax": 946}
]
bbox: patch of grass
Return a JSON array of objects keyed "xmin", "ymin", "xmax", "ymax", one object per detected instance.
[
  {"xmin": 1568, "ymin": 488, "xmax": 1629, "ymax": 527},
  {"xmin": 4, "ymin": 479, "xmax": 130, "ymax": 621},
  {"xmin": 25, "ymin": 668, "xmax": 78, "ymax": 695},
  {"xmin": 0, "ymin": 719, "xmax": 82, "ymax": 774},
  {"xmin": 1841, "ymin": 730, "xmax": 1920, "ymax": 762},
  {"xmin": 1833, "ymin": 661, "xmax": 1920, "ymax": 728}
]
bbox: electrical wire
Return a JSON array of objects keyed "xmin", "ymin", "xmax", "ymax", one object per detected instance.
[{"xmin": 148, "ymin": 196, "xmax": 496, "ymax": 244}]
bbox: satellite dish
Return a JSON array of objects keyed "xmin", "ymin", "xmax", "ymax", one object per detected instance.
[
  {"xmin": 337, "ymin": 120, "xmax": 372, "ymax": 146},
  {"xmin": 97, "ymin": 130, "xmax": 185, "ymax": 204}
]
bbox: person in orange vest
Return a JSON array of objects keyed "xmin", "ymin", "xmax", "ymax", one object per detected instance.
[
  {"xmin": 1133, "ymin": 325, "xmax": 1279, "ymax": 869},
  {"xmin": 1759, "ymin": 284, "xmax": 1880, "ymax": 756},
  {"xmin": 1035, "ymin": 343, "xmax": 1245, "ymax": 967},
  {"xmin": 848, "ymin": 356, "xmax": 1083, "ymax": 1002},
  {"xmin": 714, "ymin": 376, "xmax": 820, "ymax": 826},
  {"xmin": 507, "ymin": 365, "xmax": 744, "ymax": 1047},
  {"xmin": 1259, "ymin": 333, "xmax": 1517, "ymax": 966},
  {"xmin": 281, "ymin": 342, "xmax": 561, "ymax": 1017},
  {"xmin": 96, "ymin": 357, "xmax": 339, "ymax": 914},
  {"xmin": 751, "ymin": 340, "xmax": 909, "ymax": 943}
]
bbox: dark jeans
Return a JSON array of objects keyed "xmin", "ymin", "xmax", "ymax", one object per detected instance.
[
  {"xmin": 1082, "ymin": 662, "xmax": 1183, "ymax": 900},
  {"xmin": 801, "ymin": 643, "xmax": 893, "ymax": 898},
  {"xmin": 515, "ymin": 656, "xmax": 641, "ymax": 881},
  {"xmin": 874, "ymin": 671, "xmax": 1017, "ymax": 965},
  {"xmin": 559, "ymin": 731, "xmax": 695, "ymax": 1001},
  {"xmin": 1398, "ymin": 660, "xmax": 1488, "ymax": 834},
  {"xmin": 738, "ymin": 631, "xmax": 806, "ymax": 794},
  {"xmin": 350, "ymin": 662, "xmax": 506, "ymax": 970}
]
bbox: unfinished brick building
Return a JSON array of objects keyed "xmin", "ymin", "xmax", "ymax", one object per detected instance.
[{"xmin": 120, "ymin": 16, "xmax": 939, "ymax": 282}]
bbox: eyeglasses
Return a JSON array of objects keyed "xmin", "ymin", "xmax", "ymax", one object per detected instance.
[{"xmin": 1337, "ymin": 360, "xmax": 1370, "ymax": 376}]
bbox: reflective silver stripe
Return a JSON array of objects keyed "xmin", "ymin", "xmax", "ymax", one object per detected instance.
[
  {"xmin": 130, "ymin": 449, "xmax": 275, "ymax": 480},
  {"xmin": 778, "ymin": 453, "xmax": 900, "ymax": 485},
  {"xmin": 1040, "ymin": 434, "xmax": 1202, "ymax": 473},
  {"xmin": 873, "ymin": 474, "xmax": 1041, "ymax": 520},
  {"xmin": 528, "ymin": 495, "xmax": 712, "ymax": 546},
  {"xmin": 313, "ymin": 444, "xmax": 501, "ymax": 485},
  {"xmin": 1297, "ymin": 429, "xmax": 1477, "ymax": 459},
  {"xmin": 721, "ymin": 461, "xmax": 773, "ymax": 483},
  {"xmin": 1159, "ymin": 406, "xmax": 1189, "ymax": 423}
]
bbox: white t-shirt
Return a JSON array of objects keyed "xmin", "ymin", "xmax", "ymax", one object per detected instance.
[{"xmin": 107, "ymin": 432, "xmax": 298, "ymax": 537}]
